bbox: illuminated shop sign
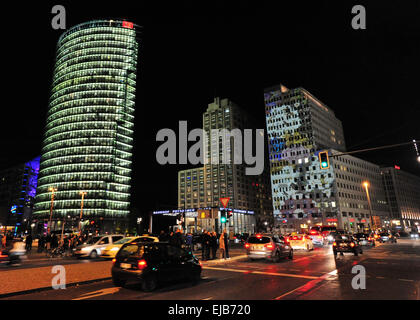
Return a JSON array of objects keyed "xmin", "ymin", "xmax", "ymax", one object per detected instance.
[{"xmin": 122, "ymin": 21, "xmax": 134, "ymax": 29}]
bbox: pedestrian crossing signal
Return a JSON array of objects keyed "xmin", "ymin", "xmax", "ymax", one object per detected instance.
[{"xmin": 318, "ymin": 151, "xmax": 330, "ymax": 169}]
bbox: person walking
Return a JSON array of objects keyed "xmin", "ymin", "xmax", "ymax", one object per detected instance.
[
  {"xmin": 45, "ymin": 233, "xmax": 52, "ymax": 251},
  {"xmin": 223, "ymin": 229, "xmax": 230, "ymax": 259},
  {"xmin": 219, "ymin": 232, "xmax": 226, "ymax": 259},
  {"xmin": 25, "ymin": 233, "xmax": 33, "ymax": 253}
]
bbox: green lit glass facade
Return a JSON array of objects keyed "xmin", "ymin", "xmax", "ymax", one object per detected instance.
[{"xmin": 34, "ymin": 20, "xmax": 139, "ymax": 229}]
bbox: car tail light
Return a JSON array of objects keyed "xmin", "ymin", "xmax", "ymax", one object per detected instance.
[
  {"xmin": 244, "ymin": 243, "xmax": 250, "ymax": 249},
  {"xmin": 265, "ymin": 243, "xmax": 274, "ymax": 250},
  {"xmin": 333, "ymin": 242, "xmax": 337, "ymax": 246},
  {"xmin": 137, "ymin": 259, "xmax": 147, "ymax": 270},
  {"xmin": 350, "ymin": 242, "xmax": 355, "ymax": 247},
  {"xmin": 112, "ymin": 258, "xmax": 116, "ymax": 265},
  {"xmin": 256, "ymin": 234, "xmax": 262, "ymax": 238},
  {"xmin": 368, "ymin": 237, "xmax": 373, "ymax": 241}
]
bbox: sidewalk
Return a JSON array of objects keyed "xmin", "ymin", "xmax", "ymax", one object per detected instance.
[{"xmin": 0, "ymin": 260, "xmax": 113, "ymax": 297}]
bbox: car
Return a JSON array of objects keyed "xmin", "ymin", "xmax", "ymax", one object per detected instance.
[
  {"xmin": 244, "ymin": 234, "xmax": 293, "ymax": 262},
  {"xmin": 288, "ymin": 232, "xmax": 314, "ymax": 251},
  {"xmin": 101, "ymin": 236, "xmax": 159, "ymax": 259},
  {"xmin": 73, "ymin": 234, "xmax": 124, "ymax": 258},
  {"xmin": 353, "ymin": 233, "xmax": 375, "ymax": 247},
  {"xmin": 333, "ymin": 234, "xmax": 363, "ymax": 256},
  {"xmin": 111, "ymin": 242, "xmax": 201, "ymax": 291},
  {"xmin": 308, "ymin": 230, "xmax": 324, "ymax": 246},
  {"xmin": 378, "ymin": 232, "xmax": 397, "ymax": 243},
  {"xmin": 410, "ymin": 232, "xmax": 419, "ymax": 239},
  {"xmin": 396, "ymin": 231, "xmax": 409, "ymax": 238}
]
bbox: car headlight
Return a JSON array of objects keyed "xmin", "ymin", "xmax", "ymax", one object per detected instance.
[
  {"xmin": 81, "ymin": 247, "xmax": 90, "ymax": 252},
  {"xmin": 110, "ymin": 247, "xmax": 119, "ymax": 251}
]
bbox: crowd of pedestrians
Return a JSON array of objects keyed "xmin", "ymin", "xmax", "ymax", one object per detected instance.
[{"xmin": 157, "ymin": 228, "xmax": 230, "ymax": 261}]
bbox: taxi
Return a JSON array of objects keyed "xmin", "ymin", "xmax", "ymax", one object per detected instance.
[
  {"xmin": 288, "ymin": 232, "xmax": 314, "ymax": 251},
  {"xmin": 101, "ymin": 235, "xmax": 159, "ymax": 259}
]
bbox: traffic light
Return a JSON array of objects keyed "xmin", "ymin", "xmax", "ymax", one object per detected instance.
[
  {"xmin": 318, "ymin": 151, "xmax": 330, "ymax": 169},
  {"xmin": 227, "ymin": 210, "xmax": 233, "ymax": 219},
  {"xmin": 220, "ymin": 211, "xmax": 227, "ymax": 223}
]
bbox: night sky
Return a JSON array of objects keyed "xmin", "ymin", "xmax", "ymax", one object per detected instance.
[{"xmin": 1, "ymin": 1, "xmax": 419, "ymax": 217}]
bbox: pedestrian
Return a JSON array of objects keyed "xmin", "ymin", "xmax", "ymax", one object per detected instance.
[
  {"xmin": 1, "ymin": 233, "xmax": 6, "ymax": 249},
  {"xmin": 169, "ymin": 231, "xmax": 177, "ymax": 246},
  {"xmin": 25, "ymin": 233, "xmax": 33, "ymax": 253},
  {"xmin": 201, "ymin": 230, "xmax": 208, "ymax": 261},
  {"xmin": 46, "ymin": 233, "xmax": 52, "ymax": 251},
  {"xmin": 204, "ymin": 231, "xmax": 211, "ymax": 260},
  {"xmin": 219, "ymin": 232, "xmax": 226, "ymax": 259},
  {"xmin": 175, "ymin": 229, "xmax": 185, "ymax": 248},
  {"xmin": 223, "ymin": 229, "xmax": 230, "ymax": 259},
  {"xmin": 51, "ymin": 233, "xmax": 58, "ymax": 249},
  {"xmin": 210, "ymin": 231, "xmax": 218, "ymax": 259},
  {"xmin": 185, "ymin": 232, "xmax": 193, "ymax": 252},
  {"xmin": 158, "ymin": 230, "xmax": 168, "ymax": 242}
]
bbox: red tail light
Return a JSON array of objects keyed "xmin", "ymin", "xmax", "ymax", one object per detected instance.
[
  {"xmin": 368, "ymin": 237, "xmax": 373, "ymax": 241},
  {"xmin": 244, "ymin": 243, "xmax": 250, "ymax": 249},
  {"xmin": 264, "ymin": 243, "xmax": 274, "ymax": 250},
  {"xmin": 112, "ymin": 258, "xmax": 116, "ymax": 265},
  {"xmin": 137, "ymin": 259, "xmax": 147, "ymax": 270},
  {"xmin": 350, "ymin": 242, "xmax": 355, "ymax": 247},
  {"xmin": 256, "ymin": 234, "xmax": 262, "ymax": 238},
  {"xmin": 333, "ymin": 242, "xmax": 337, "ymax": 246}
]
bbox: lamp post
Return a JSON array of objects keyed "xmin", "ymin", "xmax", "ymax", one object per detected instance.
[
  {"xmin": 48, "ymin": 187, "xmax": 57, "ymax": 233},
  {"xmin": 79, "ymin": 191, "xmax": 87, "ymax": 234},
  {"xmin": 363, "ymin": 181, "xmax": 373, "ymax": 231}
]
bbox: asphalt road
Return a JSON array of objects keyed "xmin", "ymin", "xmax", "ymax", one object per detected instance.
[{"xmin": 3, "ymin": 238, "xmax": 419, "ymax": 300}]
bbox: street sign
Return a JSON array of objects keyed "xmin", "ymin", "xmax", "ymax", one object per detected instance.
[{"xmin": 220, "ymin": 197, "xmax": 230, "ymax": 208}]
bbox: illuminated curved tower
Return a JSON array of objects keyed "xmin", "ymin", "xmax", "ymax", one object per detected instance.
[{"xmin": 34, "ymin": 20, "xmax": 140, "ymax": 233}]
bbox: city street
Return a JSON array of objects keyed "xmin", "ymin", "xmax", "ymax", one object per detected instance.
[{"xmin": 2, "ymin": 239, "xmax": 419, "ymax": 300}]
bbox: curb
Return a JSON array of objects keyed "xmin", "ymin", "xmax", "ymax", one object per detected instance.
[{"xmin": 0, "ymin": 277, "xmax": 112, "ymax": 299}]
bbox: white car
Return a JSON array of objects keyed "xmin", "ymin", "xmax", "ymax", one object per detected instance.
[
  {"xmin": 288, "ymin": 233, "xmax": 314, "ymax": 251},
  {"xmin": 73, "ymin": 235, "xmax": 124, "ymax": 258}
]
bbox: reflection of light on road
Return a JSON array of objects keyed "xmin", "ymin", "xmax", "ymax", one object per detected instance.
[{"xmin": 72, "ymin": 287, "xmax": 120, "ymax": 300}]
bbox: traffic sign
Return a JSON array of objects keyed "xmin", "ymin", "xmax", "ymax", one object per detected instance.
[{"xmin": 220, "ymin": 197, "xmax": 230, "ymax": 208}]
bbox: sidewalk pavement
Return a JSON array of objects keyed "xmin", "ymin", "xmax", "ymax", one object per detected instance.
[{"xmin": 0, "ymin": 260, "xmax": 113, "ymax": 297}]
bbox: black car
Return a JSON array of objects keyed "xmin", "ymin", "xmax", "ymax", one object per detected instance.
[
  {"xmin": 112, "ymin": 242, "xmax": 201, "ymax": 291},
  {"xmin": 333, "ymin": 234, "xmax": 363, "ymax": 256},
  {"xmin": 353, "ymin": 233, "xmax": 375, "ymax": 247}
]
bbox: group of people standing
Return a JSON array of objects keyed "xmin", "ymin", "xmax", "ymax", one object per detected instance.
[
  {"xmin": 157, "ymin": 228, "xmax": 230, "ymax": 261},
  {"xmin": 200, "ymin": 229, "xmax": 229, "ymax": 261}
]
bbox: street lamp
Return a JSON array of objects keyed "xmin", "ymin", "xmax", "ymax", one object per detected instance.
[
  {"xmin": 79, "ymin": 191, "xmax": 87, "ymax": 234},
  {"xmin": 48, "ymin": 187, "xmax": 57, "ymax": 232},
  {"xmin": 362, "ymin": 181, "xmax": 373, "ymax": 231}
]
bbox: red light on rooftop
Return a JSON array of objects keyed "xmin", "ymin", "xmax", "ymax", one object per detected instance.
[{"xmin": 122, "ymin": 21, "xmax": 134, "ymax": 29}]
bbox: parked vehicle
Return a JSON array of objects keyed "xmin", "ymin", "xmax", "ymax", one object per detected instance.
[
  {"xmin": 73, "ymin": 234, "xmax": 124, "ymax": 258},
  {"xmin": 111, "ymin": 242, "xmax": 201, "ymax": 291},
  {"xmin": 244, "ymin": 234, "xmax": 293, "ymax": 262}
]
